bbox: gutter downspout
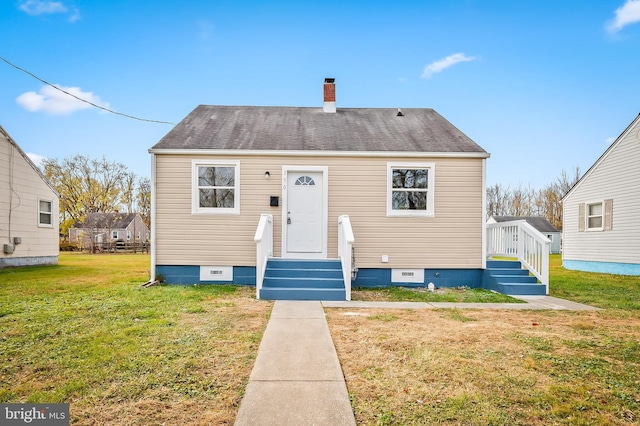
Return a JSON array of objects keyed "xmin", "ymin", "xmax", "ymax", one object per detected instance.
[
  {"xmin": 150, "ymin": 152, "xmax": 157, "ymax": 282},
  {"xmin": 481, "ymin": 157, "xmax": 487, "ymax": 269}
]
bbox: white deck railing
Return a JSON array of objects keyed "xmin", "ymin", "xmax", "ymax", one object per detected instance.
[
  {"xmin": 254, "ymin": 213, "xmax": 273, "ymax": 299},
  {"xmin": 338, "ymin": 215, "xmax": 355, "ymax": 301},
  {"xmin": 486, "ymin": 220, "xmax": 550, "ymax": 293}
]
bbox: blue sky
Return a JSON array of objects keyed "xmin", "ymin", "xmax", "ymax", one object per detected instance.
[{"xmin": 1, "ymin": 1, "xmax": 639, "ymax": 189}]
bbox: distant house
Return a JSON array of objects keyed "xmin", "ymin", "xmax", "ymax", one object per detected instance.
[
  {"xmin": 487, "ymin": 216, "xmax": 561, "ymax": 254},
  {"xmin": 148, "ymin": 78, "xmax": 502, "ymax": 300},
  {"xmin": 0, "ymin": 124, "xmax": 59, "ymax": 267},
  {"xmin": 562, "ymin": 113, "xmax": 640, "ymax": 275},
  {"xmin": 69, "ymin": 212, "xmax": 150, "ymax": 250}
]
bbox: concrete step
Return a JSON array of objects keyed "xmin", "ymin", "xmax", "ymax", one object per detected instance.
[
  {"xmin": 495, "ymin": 282, "xmax": 547, "ymax": 296},
  {"xmin": 260, "ymin": 287, "xmax": 346, "ymax": 301},
  {"xmin": 491, "ymin": 274, "xmax": 538, "ymax": 284},
  {"xmin": 262, "ymin": 277, "xmax": 345, "ymax": 289}
]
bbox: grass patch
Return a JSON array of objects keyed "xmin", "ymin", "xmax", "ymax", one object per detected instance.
[
  {"xmin": 0, "ymin": 253, "xmax": 272, "ymax": 425},
  {"xmin": 549, "ymin": 254, "xmax": 640, "ymax": 311},
  {"xmin": 328, "ymin": 254, "xmax": 640, "ymax": 425},
  {"xmin": 352, "ymin": 285, "xmax": 525, "ymax": 303}
]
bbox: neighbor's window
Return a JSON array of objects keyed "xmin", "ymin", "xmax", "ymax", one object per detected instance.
[
  {"xmin": 387, "ymin": 163, "xmax": 435, "ymax": 217},
  {"xmin": 112, "ymin": 231, "xmax": 118, "ymax": 239},
  {"xmin": 38, "ymin": 199, "xmax": 53, "ymax": 227},
  {"xmin": 192, "ymin": 160, "xmax": 240, "ymax": 214},
  {"xmin": 586, "ymin": 202, "xmax": 603, "ymax": 230}
]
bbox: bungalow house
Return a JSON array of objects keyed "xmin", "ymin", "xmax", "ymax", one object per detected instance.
[
  {"xmin": 149, "ymin": 78, "xmax": 504, "ymax": 299},
  {"xmin": 69, "ymin": 212, "xmax": 150, "ymax": 250},
  {"xmin": 562, "ymin": 113, "xmax": 640, "ymax": 275},
  {"xmin": 0, "ymin": 124, "xmax": 59, "ymax": 267},
  {"xmin": 487, "ymin": 216, "xmax": 561, "ymax": 254}
]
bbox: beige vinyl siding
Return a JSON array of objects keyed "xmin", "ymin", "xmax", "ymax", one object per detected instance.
[
  {"xmin": 155, "ymin": 154, "xmax": 484, "ymax": 268},
  {"xmin": 563, "ymin": 118, "xmax": 640, "ymax": 264},
  {"xmin": 0, "ymin": 134, "xmax": 59, "ymax": 261}
]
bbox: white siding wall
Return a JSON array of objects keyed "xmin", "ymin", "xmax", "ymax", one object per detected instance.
[
  {"xmin": 563, "ymin": 117, "xmax": 640, "ymax": 264},
  {"xmin": 0, "ymin": 133, "xmax": 59, "ymax": 263},
  {"xmin": 155, "ymin": 154, "xmax": 484, "ymax": 269}
]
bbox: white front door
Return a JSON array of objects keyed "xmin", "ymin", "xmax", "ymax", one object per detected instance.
[{"xmin": 283, "ymin": 169, "xmax": 327, "ymax": 258}]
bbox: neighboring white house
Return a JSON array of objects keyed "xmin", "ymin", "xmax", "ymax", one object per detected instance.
[
  {"xmin": 487, "ymin": 216, "xmax": 561, "ymax": 254},
  {"xmin": 562, "ymin": 113, "xmax": 640, "ymax": 275},
  {"xmin": 149, "ymin": 78, "xmax": 491, "ymax": 295},
  {"xmin": 0, "ymin": 124, "xmax": 59, "ymax": 267}
]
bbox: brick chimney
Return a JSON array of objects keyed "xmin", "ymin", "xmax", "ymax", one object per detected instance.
[{"xmin": 323, "ymin": 78, "xmax": 336, "ymax": 113}]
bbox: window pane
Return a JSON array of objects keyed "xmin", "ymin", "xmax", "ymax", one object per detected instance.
[
  {"xmin": 39, "ymin": 213, "xmax": 51, "ymax": 225},
  {"xmin": 588, "ymin": 216, "xmax": 602, "ymax": 228},
  {"xmin": 200, "ymin": 189, "xmax": 235, "ymax": 208},
  {"xmin": 392, "ymin": 169, "xmax": 428, "ymax": 189},
  {"xmin": 392, "ymin": 191, "xmax": 427, "ymax": 210},
  {"xmin": 589, "ymin": 203, "xmax": 602, "ymax": 216},
  {"xmin": 199, "ymin": 166, "xmax": 235, "ymax": 187},
  {"xmin": 39, "ymin": 200, "xmax": 51, "ymax": 213}
]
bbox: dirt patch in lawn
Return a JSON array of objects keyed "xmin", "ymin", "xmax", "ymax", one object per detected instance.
[{"xmin": 326, "ymin": 308, "xmax": 640, "ymax": 425}]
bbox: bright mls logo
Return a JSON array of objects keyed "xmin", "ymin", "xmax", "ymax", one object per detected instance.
[{"xmin": 1, "ymin": 404, "xmax": 69, "ymax": 425}]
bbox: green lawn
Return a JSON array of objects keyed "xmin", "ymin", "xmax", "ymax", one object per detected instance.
[
  {"xmin": 549, "ymin": 254, "xmax": 640, "ymax": 310},
  {"xmin": 2, "ymin": 252, "xmax": 639, "ymax": 425},
  {"xmin": 0, "ymin": 253, "xmax": 273, "ymax": 425}
]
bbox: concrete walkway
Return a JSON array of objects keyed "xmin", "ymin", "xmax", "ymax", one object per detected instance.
[
  {"xmin": 235, "ymin": 296, "xmax": 598, "ymax": 425},
  {"xmin": 322, "ymin": 295, "xmax": 600, "ymax": 311},
  {"xmin": 234, "ymin": 301, "xmax": 356, "ymax": 426}
]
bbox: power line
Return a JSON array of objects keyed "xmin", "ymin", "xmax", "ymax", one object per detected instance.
[{"xmin": 0, "ymin": 55, "xmax": 175, "ymax": 125}]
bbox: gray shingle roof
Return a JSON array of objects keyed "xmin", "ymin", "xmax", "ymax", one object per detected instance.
[
  {"xmin": 151, "ymin": 106, "xmax": 488, "ymax": 155},
  {"xmin": 491, "ymin": 216, "xmax": 560, "ymax": 233},
  {"xmin": 73, "ymin": 213, "xmax": 137, "ymax": 230}
]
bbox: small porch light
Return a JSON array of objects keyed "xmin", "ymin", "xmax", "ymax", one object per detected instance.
[{"xmin": 264, "ymin": 171, "xmax": 270, "ymax": 178}]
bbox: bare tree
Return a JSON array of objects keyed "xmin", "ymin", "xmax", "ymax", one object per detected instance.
[
  {"xmin": 486, "ymin": 183, "xmax": 511, "ymax": 218},
  {"xmin": 136, "ymin": 177, "xmax": 151, "ymax": 230},
  {"xmin": 487, "ymin": 167, "xmax": 581, "ymax": 229},
  {"xmin": 121, "ymin": 171, "xmax": 137, "ymax": 213}
]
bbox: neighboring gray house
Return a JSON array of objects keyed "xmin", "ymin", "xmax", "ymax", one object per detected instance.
[
  {"xmin": 1, "ymin": 124, "xmax": 59, "ymax": 267},
  {"xmin": 562, "ymin": 113, "xmax": 640, "ymax": 275},
  {"xmin": 69, "ymin": 212, "xmax": 149, "ymax": 250},
  {"xmin": 149, "ymin": 78, "xmax": 497, "ymax": 299},
  {"xmin": 487, "ymin": 216, "xmax": 561, "ymax": 254}
]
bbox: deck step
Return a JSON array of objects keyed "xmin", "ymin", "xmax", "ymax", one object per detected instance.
[
  {"xmin": 493, "ymin": 282, "xmax": 547, "ymax": 296},
  {"xmin": 485, "ymin": 260, "xmax": 547, "ymax": 296}
]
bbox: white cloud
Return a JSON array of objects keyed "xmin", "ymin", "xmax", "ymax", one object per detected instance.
[
  {"xmin": 421, "ymin": 53, "xmax": 476, "ymax": 79},
  {"xmin": 606, "ymin": 0, "xmax": 640, "ymax": 33},
  {"xmin": 26, "ymin": 152, "xmax": 47, "ymax": 168},
  {"xmin": 16, "ymin": 85, "xmax": 110, "ymax": 115},
  {"xmin": 19, "ymin": 0, "xmax": 67, "ymax": 15},
  {"xmin": 19, "ymin": 1, "xmax": 80, "ymax": 22},
  {"xmin": 68, "ymin": 7, "xmax": 81, "ymax": 22}
]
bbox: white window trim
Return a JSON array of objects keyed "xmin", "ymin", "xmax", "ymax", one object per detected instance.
[
  {"xmin": 112, "ymin": 231, "xmax": 118, "ymax": 239},
  {"xmin": 37, "ymin": 198, "xmax": 54, "ymax": 228},
  {"xmin": 585, "ymin": 200, "xmax": 604, "ymax": 231},
  {"xmin": 386, "ymin": 162, "xmax": 435, "ymax": 217},
  {"xmin": 191, "ymin": 160, "xmax": 240, "ymax": 215}
]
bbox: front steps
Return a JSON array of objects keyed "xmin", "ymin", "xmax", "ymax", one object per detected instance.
[
  {"xmin": 485, "ymin": 260, "xmax": 547, "ymax": 295},
  {"xmin": 259, "ymin": 258, "xmax": 346, "ymax": 301}
]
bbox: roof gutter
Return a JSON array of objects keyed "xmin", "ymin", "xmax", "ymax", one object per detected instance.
[{"xmin": 147, "ymin": 148, "xmax": 490, "ymax": 159}]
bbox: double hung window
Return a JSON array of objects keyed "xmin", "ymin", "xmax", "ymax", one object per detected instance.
[
  {"xmin": 387, "ymin": 163, "xmax": 435, "ymax": 217},
  {"xmin": 192, "ymin": 161, "xmax": 240, "ymax": 214},
  {"xmin": 38, "ymin": 199, "xmax": 53, "ymax": 227}
]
